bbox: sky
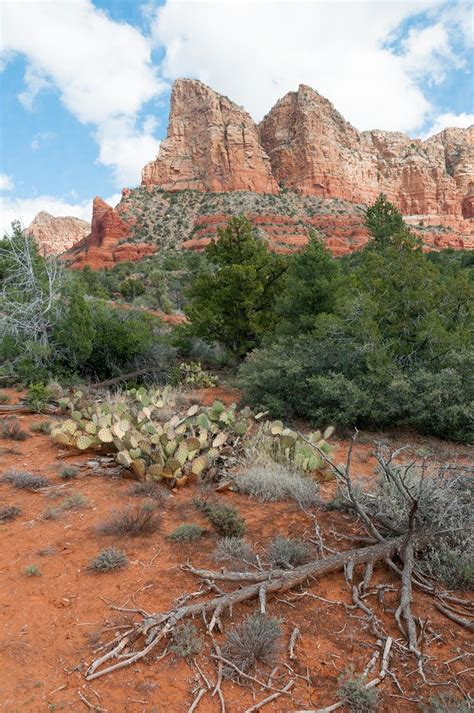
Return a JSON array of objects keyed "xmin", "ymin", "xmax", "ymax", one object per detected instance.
[{"xmin": 0, "ymin": 0, "xmax": 473, "ymax": 234}]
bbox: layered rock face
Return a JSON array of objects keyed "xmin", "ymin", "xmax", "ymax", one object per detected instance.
[
  {"xmin": 65, "ymin": 196, "xmax": 154, "ymax": 269},
  {"xmin": 27, "ymin": 212, "xmax": 90, "ymax": 255},
  {"xmin": 142, "ymin": 79, "xmax": 278, "ymax": 194},
  {"xmin": 61, "ymin": 79, "xmax": 473, "ymax": 269},
  {"xmin": 259, "ymin": 85, "xmax": 473, "ymax": 218}
]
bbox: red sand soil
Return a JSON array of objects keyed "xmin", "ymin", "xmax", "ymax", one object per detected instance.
[{"xmin": 0, "ymin": 387, "xmax": 472, "ymax": 712}]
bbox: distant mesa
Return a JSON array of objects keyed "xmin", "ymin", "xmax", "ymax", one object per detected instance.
[{"xmin": 30, "ymin": 78, "xmax": 473, "ymax": 267}]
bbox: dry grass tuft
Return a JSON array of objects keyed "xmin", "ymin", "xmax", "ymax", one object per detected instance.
[{"xmin": 98, "ymin": 505, "xmax": 161, "ymax": 536}]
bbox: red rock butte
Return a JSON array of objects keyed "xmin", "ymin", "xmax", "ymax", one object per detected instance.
[{"xmin": 58, "ymin": 78, "xmax": 472, "ymax": 268}]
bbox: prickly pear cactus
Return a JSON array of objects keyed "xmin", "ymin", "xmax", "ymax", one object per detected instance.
[
  {"xmin": 250, "ymin": 421, "xmax": 335, "ymax": 480},
  {"xmin": 51, "ymin": 387, "xmax": 250, "ymax": 487},
  {"xmin": 179, "ymin": 362, "xmax": 217, "ymax": 388}
]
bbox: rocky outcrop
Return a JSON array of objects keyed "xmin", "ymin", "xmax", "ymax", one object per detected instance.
[
  {"xmin": 65, "ymin": 197, "xmax": 154, "ymax": 269},
  {"xmin": 259, "ymin": 85, "xmax": 473, "ymax": 218},
  {"xmin": 142, "ymin": 79, "xmax": 278, "ymax": 194},
  {"xmin": 63, "ymin": 79, "xmax": 473, "ymax": 268},
  {"xmin": 27, "ymin": 212, "xmax": 90, "ymax": 255},
  {"xmin": 142, "ymin": 79, "xmax": 472, "ymax": 223}
]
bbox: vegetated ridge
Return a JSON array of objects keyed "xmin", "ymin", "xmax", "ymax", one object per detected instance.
[{"xmin": 28, "ymin": 78, "xmax": 472, "ymax": 266}]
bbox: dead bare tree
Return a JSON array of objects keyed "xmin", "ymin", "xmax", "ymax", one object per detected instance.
[{"xmin": 0, "ymin": 222, "xmax": 63, "ymax": 373}]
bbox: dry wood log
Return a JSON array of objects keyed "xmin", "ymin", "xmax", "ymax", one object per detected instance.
[
  {"xmin": 85, "ymin": 536, "xmax": 421, "ymax": 681},
  {"xmin": 0, "ymin": 403, "xmax": 58, "ymax": 414}
]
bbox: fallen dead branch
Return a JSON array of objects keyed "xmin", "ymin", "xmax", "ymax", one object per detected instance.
[
  {"xmin": 243, "ymin": 679, "xmax": 294, "ymax": 713},
  {"xmin": 0, "ymin": 403, "xmax": 58, "ymax": 414},
  {"xmin": 85, "ymin": 536, "xmax": 419, "ymax": 681}
]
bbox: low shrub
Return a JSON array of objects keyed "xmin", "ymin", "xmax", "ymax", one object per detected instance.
[
  {"xmin": 213, "ymin": 537, "xmax": 255, "ymax": 566},
  {"xmin": 0, "ymin": 393, "xmax": 10, "ymax": 404},
  {"xmin": 30, "ymin": 420, "xmax": 52, "ymax": 434},
  {"xmin": 268, "ymin": 536, "xmax": 312, "ymax": 569},
  {"xmin": 26, "ymin": 383, "xmax": 52, "ymax": 413},
  {"xmin": 424, "ymin": 693, "xmax": 471, "ymax": 713},
  {"xmin": 169, "ymin": 623, "xmax": 203, "ymax": 657},
  {"xmin": 195, "ymin": 499, "xmax": 245, "ymax": 537},
  {"xmin": 168, "ymin": 523, "xmax": 206, "ymax": 542},
  {"xmin": 236, "ymin": 462, "xmax": 318, "ymax": 507},
  {"xmin": 337, "ymin": 668, "xmax": 378, "ymax": 712},
  {"xmin": 98, "ymin": 505, "xmax": 161, "ymax": 536},
  {"xmin": 0, "ymin": 417, "xmax": 28, "ymax": 441},
  {"xmin": 128, "ymin": 481, "xmax": 168, "ymax": 504},
  {"xmin": 24, "ymin": 564, "xmax": 42, "ymax": 577},
  {"xmin": 88, "ymin": 547, "xmax": 128, "ymax": 573},
  {"xmin": 422, "ymin": 540, "xmax": 474, "ymax": 590},
  {"xmin": 42, "ymin": 507, "xmax": 62, "ymax": 520},
  {"xmin": 0, "ymin": 505, "xmax": 21, "ymax": 521},
  {"xmin": 222, "ymin": 614, "xmax": 281, "ymax": 678},
  {"xmin": 59, "ymin": 465, "xmax": 79, "ymax": 480},
  {"xmin": 61, "ymin": 493, "xmax": 88, "ymax": 510},
  {"xmin": 3, "ymin": 470, "xmax": 48, "ymax": 490}
]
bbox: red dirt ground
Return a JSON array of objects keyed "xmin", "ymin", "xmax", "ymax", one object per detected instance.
[{"xmin": 0, "ymin": 387, "xmax": 472, "ymax": 712}]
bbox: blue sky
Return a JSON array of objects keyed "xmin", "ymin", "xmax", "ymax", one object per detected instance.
[{"xmin": 0, "ymin": 0, "xmax": 472, "ymax": 232}]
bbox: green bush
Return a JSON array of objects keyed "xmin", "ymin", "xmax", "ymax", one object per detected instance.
[
  {"xmin": 168, "ymin": 523, "xmax": 206, "ymax": 542},
  {"xmin": 169, "ymin": 623, "xmax": 202, "ymax": 657},
  {"xmin": 25, "ymin": 383, "xmax": 52, "ymax": 413},
  {"xmin": 337, "ymin": 668, "xmax": 378, "ymax": 712},
  {"xmin": 24, "ymin": 564, "xmax": 42, "ymax": 577},
  {"xmin": 222, "ymin": 614, "xmax": 281, "ymax": 678},
  {"xmin": 30, "ymin": 420, "xmax": 52, "ymax": 434},
  {"xmin": 88, "ymin": 548, "xmax": 128, "ymax": 573},
  {"xmin": 238, "ymin": 196, "xmax": 473, "ymax": 443},
  {"xmin": 195, "ymin": 498, "xmax": 246, "ymax": 537},
  {"xmin": 268, "ymin": 536, "xmax": 312, "ymax": 569},
  {"xmin": 59, "ymin": 466, "xmax": 79, "ymax": 480}
]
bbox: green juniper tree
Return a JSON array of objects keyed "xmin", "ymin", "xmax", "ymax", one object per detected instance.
[
  {"xmin": 365, "ymin": 192, "xmax": 405, "ymax": 245},
  {"xmin": 185, "ymin": 217, "xmax": 287, "ymax": 358}
]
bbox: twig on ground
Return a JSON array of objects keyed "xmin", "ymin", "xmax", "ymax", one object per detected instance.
[
  {"xmin": 187, "ymin": 688, "xmax": 207, "ymax": 713},
  {"xmin": 243, "ymin": 680, "xmax": 295, "ymax": 713},
  {"xmin": 289, "ymin": 627, "xmax": 300, "ymax": 661}
]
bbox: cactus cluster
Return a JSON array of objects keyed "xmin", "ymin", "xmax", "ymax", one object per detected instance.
[
  {"xmin": 251, "ymin": 421, "xmax": 335, "ymax": 480},
  {"xmin": 51, "ymin": 388, "xmax": 250, "ymax": 487},
  {"xmin": 179, "ymin": 361, "xmax": 217, "ymax": 388}
]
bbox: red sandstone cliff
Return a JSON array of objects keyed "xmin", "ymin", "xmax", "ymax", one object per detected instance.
[
  {"xmin": 259, "ymin": 84, "xmax": 473, "ymax": 218},
  {"xmin": 142, "ymin": 79, "xmax": 278, "ymax": 194},
  {"xmin": 142, "ymin": 80, "xmax": 472, "ymax": 222},
  {"xmin": 27, "ymin": 212, "xmax": 90, "ymax": 256},
  {"xmin": 62, "ymin": 79, "xmax": 473, "ymax": 269},
  {"xmin": 65, "ymin": 196, "xmax": 154, "ymax": 269}
]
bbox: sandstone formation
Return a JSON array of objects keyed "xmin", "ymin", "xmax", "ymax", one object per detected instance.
[
  {"xmin": 259, "ymin": 85, "xmax": 474, "ymax": 219},
  {"xmin": 142, "ymin": 79, "xmax": 278, "ymax": 194},
  {"xmin": 65, "ymin": 197, "xmax": 154, "ymax": 269},
  {"xmin": 63, "ymin": 79, "xmax": 473, "ymax": 269},
  {"xmin": 142, "ymin": 79, "xmax": 472, "ymax": 223},
  {"xmin": 27, "ymin": 212, "xmax": 90, "ymax": 255}
]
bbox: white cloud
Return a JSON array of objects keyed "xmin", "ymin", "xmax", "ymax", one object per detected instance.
[
  {"xmin": 1, "ymin": 0, "xmax": 165, "ymax": 186},
  {"xmin": 0, "ymin": 192, "xmax": 121, "ymax": 236},
  {"xmin": 0, "ymin": 174, "xmax": 14, "ymax": 191},
  {"xmin": 401, "ymin": 22, "xmax": 461, "ymax": 84},
  {"xmin": 423, "ymin": 111, "xmax": 474, "ymax": 138},
  {"xmin": 95, "ymin": 117, "xmax": 161, "ymax": 186},
  {"xmin": 151, "ymin": 0, "xmax": 468, "ymax": 132}
]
